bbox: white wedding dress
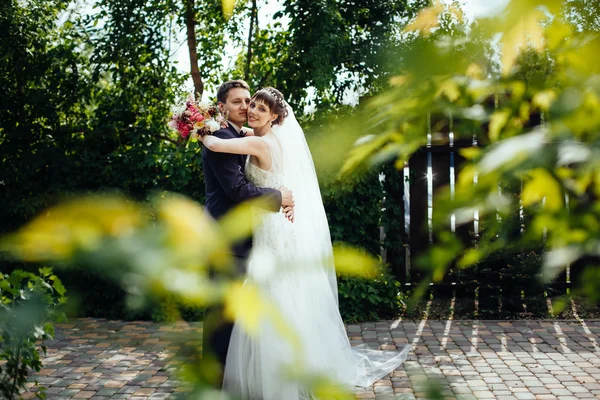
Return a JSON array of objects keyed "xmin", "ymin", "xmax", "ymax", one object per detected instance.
[{"xmin": 222, "ymin": 107, "xmax": 410, "ymax": 399}]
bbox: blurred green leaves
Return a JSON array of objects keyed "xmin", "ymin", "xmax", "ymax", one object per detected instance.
[
  {"xmin": 326, "ymin": 0, "xmax": 600, "ymax": 297},
  {"xmin": 333, "ymin": 244, "xmax": 380, "ymax": 279},
  {"xmin": 221, "ymin": 0, "xmax": 235, "ymax": 17},
  {"xmin": 0, "ymin": 268, "xmax": 67, "ymax": 400},
  {"xmin": 1, "ymin": 192, "xmax": 382, "ymax": 397}
]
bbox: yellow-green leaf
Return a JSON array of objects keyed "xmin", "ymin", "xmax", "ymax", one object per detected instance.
[
  {"xmin": 2, "ymin": 195, "xmax": 145, "ymax": 262},
  {"xmin": 157, "ymin": 193, "xmax": 220, "ymax": 255},
  {"xmin": 500, "ymin": 8, "xmax": 546, "ymax": 75},
  {"xmin": 436, "ymin": 79, "xmax": 460, "ymax": 102},
  {"xmin": 521, "ymin": 168, "xmax": 563, "ymax": 211},
  {"xmin": 389, "ymin": 75, "xmax": 409, "ymax": 87},
  {"xmin": 533, "ymin": 90, "xmax": 556, "ymax": 111},
  {"xmin": 466, "ymin": 63, "xmax": 484, "ymax": 79},
  {"xmin": 312, "ymin": 379, "xmax": 353, "ymax": 400},
  {"xmin": 458, "ymin": 147, "xmax": 481, "ymax": 160},
  {"xmin": 340, "ymin": 133, "xmax": 391, "ymax": 177},
  {"xmin": 519, "ymin": 102, "xmax": 531, "ymax": 121},
  {"xmin": 489, "ymin": 109, "xmax": 511, "ymax": 142},
  {"xmin": 573, "ymin": 171, "xmax": 593, "ymax": 196},
  {"xmin": 221, "ymin": 0, "xmax": 235, "ymax": 18},
  {"xmin": 217, "ymin": 198, "xmax": 268, "ymax": 244},
  {"xmin": 458, "ymin": 248, "xmax": 483, "ymax": 269},
  {"xmin": 594, "ymin": 170, "xmax": 600, "ymax": 198},
  {"xmin": 404, "ymin": 0, "xmax": 444, "ymax": 35},
  {"xmin": 332, "ymin": 244, "xmax": 379, "ymax": 278},
  {"xmin": 223, "ymin": 281, "xmax": 302, "ymax": 357},
  {"xmin": 223, "ymin": 281, "xmax": 268, "ymax": 336},
  {"xmin": 457, "ymin": 164, "xmax": 477, "ymax": 188}
]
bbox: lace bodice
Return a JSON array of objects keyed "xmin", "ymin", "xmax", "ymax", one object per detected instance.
[
  {"xmin": 244, "ymin": 135, "xmax": 288, "ymax": 283},
  {"xmin": 244, "ymin": 136, "xmax": 284, "ymax": 189}
]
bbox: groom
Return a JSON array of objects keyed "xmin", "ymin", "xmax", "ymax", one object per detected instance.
[{"xmin": 201, "ymin": 79, "xmax": 294, "ymax": 383}]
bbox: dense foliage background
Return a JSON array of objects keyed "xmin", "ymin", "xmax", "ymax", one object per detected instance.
[
  {"xmin": 0, "ymin": 0, "xmax": 426, "ymax": 322},
  {"xmin": 3, "ymin": 0, "xmax": 600, "ymax": 325}
]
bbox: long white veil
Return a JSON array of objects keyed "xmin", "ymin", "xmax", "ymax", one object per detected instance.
[{"xmin": 273, "ymin": 104, "xmax": 338, "ymax": 302}]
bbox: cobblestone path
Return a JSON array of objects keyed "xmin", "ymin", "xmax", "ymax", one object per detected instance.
[{"xmin": 21, "ymin": 318, "xmax": 600, "ymax": 399}]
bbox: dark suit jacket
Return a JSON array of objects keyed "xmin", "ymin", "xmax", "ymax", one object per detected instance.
[{"xmin": 202, "ymin": 123, "xmax": 282, "ymax": 259}]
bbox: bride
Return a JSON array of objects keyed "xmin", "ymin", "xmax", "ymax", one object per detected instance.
[{"xmin": 200, "ymin": 87, "xmax": 410, "ymax": 399}]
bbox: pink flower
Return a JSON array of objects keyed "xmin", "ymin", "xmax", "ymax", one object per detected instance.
[
  {"xmin": 167, "ymin": 120, "xmax": 178, "ymax": 130},
  {"xmin": 178, "ymin": 121, "xmax": 191, "ymax": 138},
  {"xmin": 191, "ymin": 112, "xmax": 205, "ymax": 123}
]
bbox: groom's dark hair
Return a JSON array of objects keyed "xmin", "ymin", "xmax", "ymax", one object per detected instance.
[{"xmin": 217, "ymin": 80, "xmax": 251, "ymax": 104}]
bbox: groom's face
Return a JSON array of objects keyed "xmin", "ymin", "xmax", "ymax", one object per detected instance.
[{"xmin": 219, "ymin": 88, "xmax": 251, "ymax": 127}]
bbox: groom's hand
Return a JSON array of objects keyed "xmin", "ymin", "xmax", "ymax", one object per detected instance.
[
  {"xmin": 278, "ymin": 186, "xmax": 294, "ymax": 207},
  {"xmin": 282, "ymin": 206, "xmax": 294, "ymax": 223}
]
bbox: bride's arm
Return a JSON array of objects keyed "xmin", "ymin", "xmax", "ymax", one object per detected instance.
[{"xmin": 200, "ymin": 135, "xmax": 267, "ymax": 157}]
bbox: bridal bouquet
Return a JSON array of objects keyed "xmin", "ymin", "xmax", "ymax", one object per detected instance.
[{"xmin": 167, "ymin": 94, "xmax": 227, "ymax": 140}]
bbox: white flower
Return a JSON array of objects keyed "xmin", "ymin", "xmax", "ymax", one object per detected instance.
[
  {"xmin": 173, "ymin": 103, "xmax": 186, "ymax": 115},
  {"xmin": 197, "ymin": 101, "xmax": 211, "ymax": 110},
  {"xmin": 206, "ymin": 119, "xmax": 220, "ymax": 133},
  {"xmin": 190, "ymin": 132, "xmax": 199, "ymax": 142}
]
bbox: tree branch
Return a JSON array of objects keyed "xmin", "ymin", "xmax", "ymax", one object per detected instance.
[
  {"xmin": 185, "ymin": 0, "xmax": 203, "ymax": 98},
  {"xmin": 157, "ymin": 135, "xmax": 180, "ymax": 146},
  {"xmin": 245, "ymin": 0, "xmax": 257, "ymax": 81}
]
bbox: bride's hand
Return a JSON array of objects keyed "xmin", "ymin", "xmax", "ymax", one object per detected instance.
[
  {"xmin": 241, "ymin": 128, "xmax": 255, "ymax": 137},
  {"xmin": 283, "ymin": 206, "xmax": 294, "ymax": 223}
]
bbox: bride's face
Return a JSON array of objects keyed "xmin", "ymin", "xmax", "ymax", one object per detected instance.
[{"xmin": 247, "ymin": 100, "xmax": 277, "ymax": 131}]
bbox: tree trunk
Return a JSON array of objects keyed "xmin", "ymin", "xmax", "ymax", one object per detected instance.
[
  {"xmin": 185, "ymin": 0, "xmax": 203, "ymax": 99},
  {"xmin": 245, "ymin": 0, "xmax": 258, "ymax": 81}
]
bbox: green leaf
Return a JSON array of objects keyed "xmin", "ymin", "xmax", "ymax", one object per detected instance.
[
  {"xmin": 488, "ymin": 109, "xmax": 511, "ymax": 142},
  {"xmin": 50, "ymin": 277, "xmax": 66, "ymax": 297},
  {"xmin": 522, "ymin": 168, "xmax": 563, "ymax": 211},
  {"xmin": 333, "ymin": 244, "xmax": 380, "ymax": 278}
]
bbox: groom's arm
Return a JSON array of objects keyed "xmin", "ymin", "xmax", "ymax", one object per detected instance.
[{"xmin": 205, "ymin": 149, "xmax": 283, "ymax": 212}]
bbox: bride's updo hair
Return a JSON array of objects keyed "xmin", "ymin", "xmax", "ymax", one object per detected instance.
[{"xmin": 252, "ymin": 87, "xmax": 288, "ymax": 126}]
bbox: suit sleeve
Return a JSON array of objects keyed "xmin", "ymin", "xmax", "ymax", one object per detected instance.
[{"xmin": 204, "ymin": 140, "xmax": 282, "ymax": 212}]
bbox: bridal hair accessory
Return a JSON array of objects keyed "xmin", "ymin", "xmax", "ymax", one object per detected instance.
[
  {"xmin": 167, "ymin": 93, "xmax": 227, "ymax": 141},
  {"xmin": 256, "ymin": 87, "xmax": 288, "ymax": 125},
  {"xmin": 264, "ymin": 88, "xmax": 286, "ymax": 111}
]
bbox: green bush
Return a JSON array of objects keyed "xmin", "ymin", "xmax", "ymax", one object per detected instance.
[
  {"xmin": 322, "ymin": 168, "xmax": 407, "ymax": 322},
  {"xmin": 338, "ymin": 266, "xmax": 405, "ymax": 323},
  {"xmin": 150, "ymin": 295, "xmax": 204, "ymax": 323},
  {"xmin": 321, "ymin": 170, "xmax": 384, "ymax": 255},
  {"xmin": 0, "ymin": 268, "xmax": 67, "ymax": 400},
  {"xmin": 57, "ymin": 268, "xmax": 204, "ymax": 323}
]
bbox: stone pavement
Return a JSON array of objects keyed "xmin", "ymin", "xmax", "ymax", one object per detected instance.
[{"xmin": 22, "ymin": 318, "xmax": 600, "ymax": 399}]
